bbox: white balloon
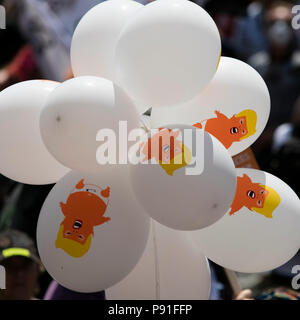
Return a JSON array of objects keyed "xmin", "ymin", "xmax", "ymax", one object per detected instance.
[
  {"xmin": 0, "ymin": 80, "xmax": 69, "ymax": 185},
  {"xmin": 40, "ymin": 76, "xmax": 140, "ymax": 173},
  {"xmin": 107, "ymin": 220, "xmax": 211, "ymax": 300},
  {"xmin": 151, "ymin": 57, "xmax": 270, "ymax": 156},
  {"xmin": 37, "ymin": 169, "xmax": 150, "ymax": 293},
  {"xmin": 189, "ymin": 168, "xmax": 300, "ymax": 273},
  {"xmin": 71, "ymin": 0, "xmax": 143, "ymax": 80},
  {"xmin": 115, "ymin": 0, "xmax": 221, "ymax": 108},
  {"xmin": 129, "ymin": 125, "xmax": 237, "ymax": 230}
]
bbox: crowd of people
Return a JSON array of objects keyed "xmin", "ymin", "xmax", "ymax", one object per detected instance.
[{"xmin": 0, "ymin": 0, "xmax": 300, "ymax": 300}]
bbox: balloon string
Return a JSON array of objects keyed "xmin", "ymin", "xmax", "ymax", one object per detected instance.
[{"xmin": 152, "ymin": 220, "xmax": 160, "ymax": 300}]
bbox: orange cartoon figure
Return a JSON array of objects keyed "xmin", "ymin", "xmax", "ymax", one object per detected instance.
[
  {"xmin": 55, "ymin": 179, "xmax": 111, "ymax": 258},
  {"xmin": 229, "ymin": 174, "xmax": 280, "ymax": 218},
  {"xmin": 139, "ymin": 128, "xmax": 192, "ymax": 176},
  {"xmin": 140, "ymin": 128, "xmax": 182, "ymax": 164},
  {"xmin": 194, "ymin": 109, "xmax": 257, "ymax": 149}
]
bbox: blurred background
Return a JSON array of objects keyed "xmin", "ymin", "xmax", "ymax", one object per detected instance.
[{"xmin": 0, "ymin": 0, "xmax": 300, "ymax": 300}]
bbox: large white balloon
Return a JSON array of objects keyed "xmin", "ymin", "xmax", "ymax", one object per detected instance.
[
  {"xmin": 151, "ymin": 57, "xmax": 270, "ymax": 156},
  {"xmin": 107, "ymin": 220, "xmax": 211, "ymax": 300},
  {"xmin": 37, "ymin": 169, "xmax": 150, "ymax": 293},
  {"xmin": 115, "ymin": 0, "xmax": 221, "ymax": 108},
  {"xmin": 189, "ymin": 168, "xmax": 300, "ymax": 273},
  {"xmin": 0, "ymin": 80, "xmax": 69, "ymax": 184},
  {"xmin": 71, "ymin": 0, "xmax": 143, "ymax": 80},
  {"xmin": 40, "ymin": 76, "xmax": 140, "ymax": 173},
  {"xmin": 129, "ymin": 125, "xmax": 237, "ymax": 230}
]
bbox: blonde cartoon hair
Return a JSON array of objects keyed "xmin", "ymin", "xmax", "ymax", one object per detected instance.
[
  {"xmin": 55, "ymin": 225, "xmax": 92, "ymax": 258},
  {"xmin": 252, "ymin": 185, "xmax": 280, "ymax": 219},
  {"xmin": 236, "ymin": 109, "xmax": 257, "ymax": 140},
  {"xmin": 159, "ymin": 143, "xmax": 192, "ymax": 176}
]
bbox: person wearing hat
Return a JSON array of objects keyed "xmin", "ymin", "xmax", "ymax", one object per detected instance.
[{"xmin": 0, "ymin": 229, "xmax": 42, "ymax": 300}]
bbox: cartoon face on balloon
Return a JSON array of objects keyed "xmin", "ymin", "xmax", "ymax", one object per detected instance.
[
  {"xmin": 229, "ymin": 174, "xmax": 280, "ymax": 218},
  {"xmin": 194, "ymin": 109, "xmax": 257, "ymax": 149},
  {"xmin": 139, "ymin": 128, "xmax": 192, "ymax": 176},
  {"xmin": 55, "ymin": 179, "xmax": 111, "ymax": 258}
]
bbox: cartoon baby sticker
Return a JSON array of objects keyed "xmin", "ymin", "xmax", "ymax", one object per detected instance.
[
  {"xmin": 139, "ymin": 128, "xmax": 192, "ymax": 176},
  {"xmin": 193, "ymin": 109, "xmax": 257, "ymax": 149},
  {"xmin": 55, "ymin": 179, "xmax": 111, "ymax": 258},
  {"xmin": 229, "ymin": 174, "xmax": 280, "ymax": 218}
]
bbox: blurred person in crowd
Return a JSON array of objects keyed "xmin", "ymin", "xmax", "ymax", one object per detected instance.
[
  {"xmin": 203, "ymin": 0, "xmax": 254, "ymax": 58},
  {"xmin": 1, "ymin": 0, "xmax": 109, "ymax": 82},
  {"xmin": 7, "ymin": 0, "xmax": 151, "ymax": 82},
  {"xmin": 230, "ymin": 0, "xmax": 269, "ymax": 60},
  {"xmin": 0, "ymin": 0, "xmax": 170, "ymax": 85},
  {"xmin": 0, "ymin": 183, "xmax": 55, "ymax": 298},
  {"xmin": 242, "ymin": 1, "xmax": 300, "ymax": 167},
  {"xmin": 0, "ymin": 229, "xmax": 42, "ymax": 300},
  {"xmin": 268, "ymin": 96, "xmax": 300, "ymax": 195},
  {"xmin": 232, "ymin": 0, "xmax": 298, "ymax": 60},
  {"xmin": 0, "ymin": 0, "xmax": 40, "ymax": 91}
]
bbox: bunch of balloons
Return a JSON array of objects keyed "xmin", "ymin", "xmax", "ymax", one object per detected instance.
[{"xmin": 0, "ymin": 0, "xmax": 300, "ymax": 299}]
